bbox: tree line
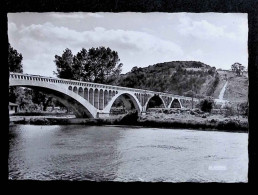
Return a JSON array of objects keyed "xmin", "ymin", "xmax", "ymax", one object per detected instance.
[
  {"xmin": 54, "ymin": 47, "xmax": 122, "ymax": 84},
  {"xmin": 231, "ymin": 62, "xmax": 246, "ymax": 76}
]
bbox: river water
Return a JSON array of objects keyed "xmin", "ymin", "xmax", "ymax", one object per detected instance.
[{"xmin": 8, "ymin": 125, "xmax": 248, "ymax": 182}]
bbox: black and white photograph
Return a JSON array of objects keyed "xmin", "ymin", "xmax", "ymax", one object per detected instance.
[{"xmin": 8, "ymin": 12, "xmax": 249, "ymax": 182}]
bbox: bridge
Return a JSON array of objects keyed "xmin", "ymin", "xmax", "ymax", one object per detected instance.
[{"xmin": 9, "ymin": 72, "xmax": 200, "ymax": 118}]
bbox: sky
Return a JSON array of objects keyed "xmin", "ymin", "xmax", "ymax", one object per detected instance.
[{"xmin": 8, "ymin": 12, "xmax": 248, "ymax": 77}]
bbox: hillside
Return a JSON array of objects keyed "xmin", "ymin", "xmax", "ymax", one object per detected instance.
[
  {"xmin": 113, "ymin": 61, "xmax": 248, "ymax": 103},
  {"xmin": 113, "ymin": 61, "xmax": 219, "ymax": 97},
  {"xmin": 216, "ymin": 70, "xmax": 248, "ymax": 102}
]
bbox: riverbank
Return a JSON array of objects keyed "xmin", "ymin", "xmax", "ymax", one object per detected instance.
[
  {"xmin": 137, "ymin": 113, "xmax": 248, "ymax": 133},
  {"xmin": 10, "ymin": 110, "xmax": 248, "ymax": 133}
]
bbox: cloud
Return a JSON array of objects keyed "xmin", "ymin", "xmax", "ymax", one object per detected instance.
[
  {"xmin": 18, "ymin": 22, "xmax": 183, "ymax": 53},
  {"xmin": 8, "ymin": 13, "xmax": 248, "ymax": 76},
  {"xmin": 23, "ymin": 53, "xmax": 56, "ymax": 76},
  {"xmin": 178, "ymin": 16, "xmax": 243, "ymax": 42},
  {"xmin": 14, "ymin": 22, "xmax": 184, "ymax": 75},
  {"xmin": 8, "ymin": 22, "xmax": 17, "ymax": 33}
]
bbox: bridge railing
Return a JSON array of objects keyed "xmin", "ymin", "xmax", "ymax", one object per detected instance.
[{"xmin": 9, "ymin": 72, "xmax": 199, "ymax": 101}]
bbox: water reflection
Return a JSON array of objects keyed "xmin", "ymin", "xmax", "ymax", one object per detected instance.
[{"xmin": 8, "ymin": 125, "xmax": 248, "ymax": 182}]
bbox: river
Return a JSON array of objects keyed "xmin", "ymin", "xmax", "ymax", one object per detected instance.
[{"xmin": 8, "ymin": 125, "xmax": 248, "ymax": 182}]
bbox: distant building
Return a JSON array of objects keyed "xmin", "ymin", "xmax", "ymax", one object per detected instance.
[{"xmin": 9, "ymin": 102, "xmax": 19, "ymax": 114}]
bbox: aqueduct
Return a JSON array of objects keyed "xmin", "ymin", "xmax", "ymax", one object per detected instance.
[{"xmin": 9, "ymin": 72, "xmax": 200, "ymax": 118}]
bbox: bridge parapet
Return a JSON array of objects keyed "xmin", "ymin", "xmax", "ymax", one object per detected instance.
[{"xmin": 10, "ymin": 72, "xmax": 150, "ymax": 94}]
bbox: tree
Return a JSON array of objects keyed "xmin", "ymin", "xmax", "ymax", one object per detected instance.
[
  {"xmin": 31, "ymin": 90, "xmax": 53, "ymax": 111},
  {"xmin": 131, "ymin": 66, "xmax": 138, "ymax": 73},
  {"xmin": 9, "ymin": 43, "xmax": 23, "ymax": 104},
  {"xmin": 208, "ymin": 66, "xmax": 216, "ymax": 76},
  {"xmin": 54, "ymin": 47, "xmax": 123, "ymax": 84},
  {"xmin": 85, "ymin": 47, "xmax": 123, "ymax": 83},
  {"xmin": 237, "ymin": 101, "xmax": 248, "ymax": 117},
  {"xmin": 73, "ymin": 48, "xmax": 88, "ymax": 80},
  {"xmin": 197, "ymin": 97, "xmax": 215, "ymax": 113},
  {"xmin": 8, "ymin": 43, "xmax": 23, "ymax": 73},
  {"xmin": 15, "ymin": 88, "xmax": 35, "ymax": 111},
  {"xmin": 53, "ymin": 48, "xmax": 74, "ymax": 79},
  {"xmin": 231, "ymin": 62, "xmax": 245, "ymax": 76}
]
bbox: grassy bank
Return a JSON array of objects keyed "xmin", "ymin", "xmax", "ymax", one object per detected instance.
[
  {"xmin": 137, "ymin": 115, "xmax": 248, "ymax": 133},
  {"xmin": 217, "ymin": 70, "xmax": 248, "ymax": 102},
  {"xmin": 10, "ymin": 110, "xmax": 248, "ymax": 133},
  {"xmin": 140, "ymin": 109, "xmax": 248, "ymax": 132}
]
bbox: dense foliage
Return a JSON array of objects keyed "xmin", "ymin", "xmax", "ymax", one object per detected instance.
[
  {"xmin": 8, "ymin": 43, "xmax": 23, "ymax": 73},
  {"xmin": 197, "ymin": 97, "xmax": 215, "ymax": 112},
  {"xmin": 9, "ymin": 43, "xmax": 24, "ymax": 105},
  {"xmin": 114, "ymin": 61, "xmax": 217, "ymax": 96},
  {"xmin": 231, "ymin": 62, "xmax": 245, "ymax": 76},
  {"xmin": 54, "ymin": 47, "xmax": 123, "ymax": 84},
  {"xmin": 11, "ymin": 88, "xmax": 57, "ymax": 111},
  {"xmin": 238, "ymin": 101, "xmax": 248, "ymax": 116},
  {"xmin": 211, "ymin": 100, "xmax": 248, "ymax": 117}
]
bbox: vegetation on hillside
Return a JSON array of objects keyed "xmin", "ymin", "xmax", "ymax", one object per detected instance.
[
  {"xmin": 113, "ymin": 61, "xmax": 218, "ymax": 97},
  {"xmin": 206, "ymin": 73, "xmax": 220, "ymax": 96},
  {"xmin": 231, "ymin": 62, "xmax": 245, "ymax": 76},
  {"xmin": 218, "ymin": 70, "xmax": 248, "ymax": 102}
]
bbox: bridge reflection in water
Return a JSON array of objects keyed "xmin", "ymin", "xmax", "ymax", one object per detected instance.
[{"xmin": 9, "ymin": 72, "xmax": 199, "ymax": 118}]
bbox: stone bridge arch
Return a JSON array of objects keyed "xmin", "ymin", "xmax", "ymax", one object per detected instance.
[
  {"xmin": 168, "ymin": 98, "xmax": 183, "ymax": 108},
  {"xmin": 102, "ymin": 91, "xmax": 142, "ymax": 115},
  {"xmin": 9, "ymin": 79, "xmax": 98, "ymax": 118},
  {"xmin": 144, "ymin": 94, "xmax": 166, "ymax": 111}
]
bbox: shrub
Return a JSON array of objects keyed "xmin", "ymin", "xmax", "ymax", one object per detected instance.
[
  {"xmin": 224, "ymin": 104, "xmax": 236, "ymax": 117},
  {"xmin": 197, "ymin": 97, "xmax": 215, "ymax": 113},
  {"xmin": 237, "ymin": 101, "xmax": 248, "ymax": 117}
]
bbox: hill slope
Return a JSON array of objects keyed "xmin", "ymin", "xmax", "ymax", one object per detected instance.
[
  {"xmin": 113, "ymin": 61, "xmax": 248, "ymax": 103},
  {"xmin": 113, "ymin": 61, "xmax": 219, "ymax": 97},
  {"xmin": 216, "ymin": 70, "xmax": 248, "ymax": 102}
]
